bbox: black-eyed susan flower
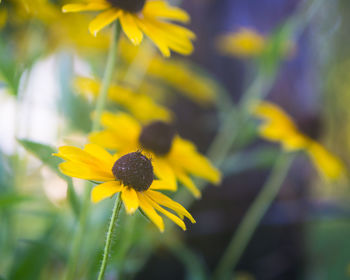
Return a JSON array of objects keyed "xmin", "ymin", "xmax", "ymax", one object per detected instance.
[
  {"xmin": 74, "ymin": 76, "xmax": 172, "ymax": 122},
  {"xmin": 53, "ymin": 144, "xmax": 195, "ymax": 231},
  {"xmin": 253, "ymin": 101, "xmax": 345, "ymax": 180},
  {"xmin": 62, "ymin": 0, "xmax": 195, "ymax": 57},
  {"xmin": 89, "ymin": 112, "xmax": 221, "ymax": 198}
]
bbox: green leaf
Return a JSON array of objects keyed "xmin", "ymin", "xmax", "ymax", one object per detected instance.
[
  {"xmin": 18, "ymin": 139, "xmax": 63, "ymax": 178},
  {"xmin": 18, "ymin": 139, "xmax": 80, "ymax": 217},
  {"xmin": 0, "ymin": 194, "xmax": 32, "ymax": 208}
]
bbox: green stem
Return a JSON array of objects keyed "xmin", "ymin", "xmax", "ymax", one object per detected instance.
[
  {"xmin": 65, "ymin": 22, "xmax": 121, "ymax": 280},
  {"xmin": 97, "ymin": 194, "xmax": 123, "ymax": 280},
  {"xmin": 92, "ymin": 22, "xmax": 121, "ymax": 131},
  {"xmin": 212, "ymin": 152, "xmax": 295, "ymax": 280}
]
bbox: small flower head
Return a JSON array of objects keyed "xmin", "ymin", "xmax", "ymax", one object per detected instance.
[
  {"xmin": 139, "ymin": 121, "xmax": 176, "ymax": 156},
  {"xmin": 253, "ymin": 101, "xmax": 345, "ymax": 180},
  {"xmin": 216, "ymin": 28, "xmax": 266, "ymax": 58},
  {"xmin": 112, "ymin": 151, "xmax": 154, "ymax": 191},
  {"xmin": 53, "ymin": 144, "xmax": 195, "ymax": 231}
]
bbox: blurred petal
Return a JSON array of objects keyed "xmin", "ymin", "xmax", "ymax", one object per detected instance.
[
  {"xmin": 175, "ymin": 170, "xmax": 201, "ymax": 198},
  {"xmin": 153, "ymin": 158, "xmax": 177, "ymax": 190},
  {"xmin": 143, "ymin": 1, "xmax": 190, "ymax": 23},
  {"xmin": 62, "ymin": 3, "xmax": 109, "ymax": 13},
  {"xmin": 169, "ymin": 137, "xmax": 221, "ymax": 184},
  {"xmin": 307, "ymin": 141, "xmax": 345, "ymax": 180},
  {"xmin": 120, "ymin": 12, "xmax": 143, "ymax": 45},
  {"xmin": 89, "ymin": 9, "xmax": 121, "ymax": 36}
]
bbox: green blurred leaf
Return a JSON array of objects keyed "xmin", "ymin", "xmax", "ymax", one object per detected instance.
[
  {"xmin": 8, "ymin": 222, "xmax": 60, "ymax": 280},
  {"xmin": 18, "ymin": 139, "xmax": 80, "ymax": 217},
  {"xmin": 0, "ymin": 194, "xmax": 32, "ymax": 208},
  {"xmin": 0, "ymin": 37, "xmax": 21, "ymax": 96},
  {"xmin": 18, "ymin": 139, "xmax": 62, "ymax": 178}
]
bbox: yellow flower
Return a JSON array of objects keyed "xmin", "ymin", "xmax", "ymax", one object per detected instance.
[
  {"xmin": 62, "ymin": 0, "xmax": 195, "ymax": 57},
  {"xmin": 0, "ymin": 8, "xmax": 7, "ymax": 29},
  {"xmin": 53, "ymin": 144, "xmax": 195, "ymax": 232},
  {"xmin": 217, "ymin": 27, "xmax": 295, "ymax": 59},
  {"xmin": 216, "ymin": 28, "xmax": 266, "ymax": 58},
  {"xmin": 74, "ymin": 76, "xmax": 171, "ymax": 122},
  {"xmin": 253, "ymin": 101, "xmax": 345, "ymax": 180},
  {"xmin": 89, "ymin": 112, "xmax": 221, "ymax": 197},
  {"xmin": 119, "ymin": 39, "xmax": 218, "ymax": 106}
]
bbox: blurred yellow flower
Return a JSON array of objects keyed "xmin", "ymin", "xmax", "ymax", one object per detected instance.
[
  {"xmin": 74, "ymin": 76, "xmax": 171, "ymax": 122},
  {"xmin": 49, "ymin": 13, "xmax": 110, "ymax": 53},
  {"xmin": 62, "ymin": 0, "xmax": 195, "ymax": 57},
  {"xmin": 216, "ymin": 28, "xmax": 266, "ymax": 58},
  {"xmin": 0, "ymin": 9, "xmax": 7, "ymax": 29},
  {"xmin": 253, "ymin": 101, "xmax": 345, "ymax": 180},
  {"xmin": 120, "ymin": 39, "xmax": 218, "ymax": 106},
  {"xmin": 89, "ymin": 112, "xmax": 221, "ymax": 197},
  {"xmin": 3, "ymin": 0, "xmax": 110, "ymax": 56},
  {"xmin": 53, "ymin": 144, "xmax": 195, "ymax": 232}
]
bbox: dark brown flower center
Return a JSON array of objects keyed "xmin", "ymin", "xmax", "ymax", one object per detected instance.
[
  {"xmin": 139, "ymin": 121, "xmax": 176, "ymax": 156},
  {"xmin": 112, "ymin": 152, "xmax": 154, "ymax": 191},
  {"xmin": 106, "ymin": 0, "xmax": 146, "ymax": 13}
]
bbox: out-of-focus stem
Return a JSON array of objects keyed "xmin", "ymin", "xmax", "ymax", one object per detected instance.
[
  {"xmin": 65, "ymin": 22, "xmax": 120, "ymax": 280},
  {"xmin": 92, "ymin": 22, "xmax": 121, "ymax": 131},
  {"xmin": 212, "ymin": 153, "xmax": 294, "ymax": 280}
]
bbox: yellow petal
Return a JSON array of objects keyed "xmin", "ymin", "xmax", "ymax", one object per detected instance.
[
  {"xmin": 143, "ymin": 1, "xmax": 190, "ymax": 23},
  {"xmin": 169, "ymin": 137, "xmax": 221, "ymax": 184},
  {"xmin": 119, "ymin": 12, "xmax": 143, "ymax": 45},
  {"xmin": 144, "ymin": 193, "xmax": 186, "ymax": 231},
  {"xmin": 62, "ymin": 3, "xmax": 109, "ymax": 13},
  {"xmin": 146, "ymin": 190, "xmax": 195, "ymax": 223},
  {"xmin": 91, "ymin": 181, "xmax": 122, "ymax": 203},
  {"xmin": 59, "ymin": 161, "xmax": 114, "ymax": 182},
  {"xmin": 74, "ymin": 77, "xmax": 100, "ymax": 97},
  {"xmin": 153, "ymin": 158, "xmax": 177, "ymax": 190},
  {"xmin": 253, "ymin": 102, "xmax": 311, "ymax": 151},
  {"xmin": 89, "ymin": 131, "xmax": 137, "ymax": 155},
  {"xmin": 89, "ymin": 9, "xmax": 121, "ymax": 36},
  {"xmin": 135, "ymin": 18, "xmax": 170, "ymax": 57},
  {"xmin": 121, "ymin": 187, "xmax": 139, "ymax": 214},
  {"xmin": 175, "ymin": 169, "xmax": 201, "ymax": 198},
  {"xmin": 100, "ymin": 111, "xmax": 141, "ymax": 136},
  {"xmin": 137, "ymin": 18, "xmax": 195, "ymax": 56},
  {"xmin": 53, "ymin": 145, "xmax": 113, "ymax": 174},
  {"xmin": 149, "ymin": 180, "xmax": 177, "ymax": 191},
  {"xmin": 307, "ymin": 141, "xmax": 345, "ymax": 180},
  {"xmin": 84, "ymin": 143, "xmax": 115, "ymax": 168},
  {"xmin": 138, "ymin": 192, "xmax": 165, "ymax": 232}
]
